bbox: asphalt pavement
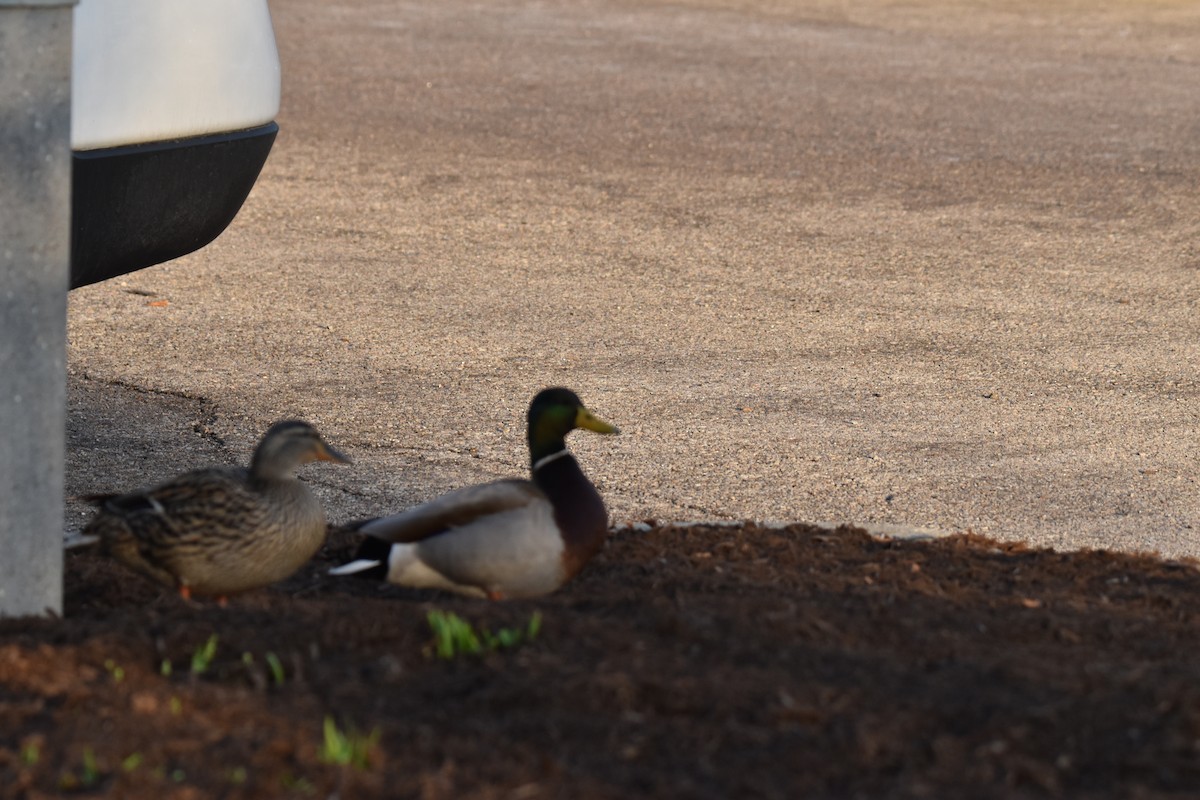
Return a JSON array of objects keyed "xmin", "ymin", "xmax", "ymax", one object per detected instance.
[{"xmin": 66, "ymin": 0, "xmax": 1200, "ymax": 557}]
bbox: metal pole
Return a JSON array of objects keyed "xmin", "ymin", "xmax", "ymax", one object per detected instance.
[{"xmin": 0, "ymin": 0, "xmax": 76, "ymax": 617}]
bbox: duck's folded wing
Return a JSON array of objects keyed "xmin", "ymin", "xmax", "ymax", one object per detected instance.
[
  {"xmin": 354, "ymin": 479, "xmax": 543, "ymax": 543},
  {"xmin": 98, "ymin": 468, "xmax": 266, "ymax": 545}
]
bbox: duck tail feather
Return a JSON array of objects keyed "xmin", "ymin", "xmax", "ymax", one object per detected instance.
[
  {"xmin": 64, "ymin": 531, "xmax": 101, "ymax": 549},
  {"xmin": 328, "ymin": 559, "xmax": 383, "ymax": 576},
  {"xmin": 328, "ymin": 535, "xmax": 395, "ymax": 579}
]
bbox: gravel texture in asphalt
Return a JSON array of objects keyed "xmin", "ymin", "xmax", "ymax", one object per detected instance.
[{"xmin": 67, "ymin": 0, "xmax": 1200, "ymax": 556}]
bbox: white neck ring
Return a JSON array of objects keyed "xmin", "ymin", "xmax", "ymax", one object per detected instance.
[{"xmin": 532, "ymin": 449, "xmax": 570, "ymax": 472}]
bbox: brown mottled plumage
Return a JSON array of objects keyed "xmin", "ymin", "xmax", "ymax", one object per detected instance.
[{"xmin": 83, "ymin": 420, "xmax": 350, "ymax": 601}]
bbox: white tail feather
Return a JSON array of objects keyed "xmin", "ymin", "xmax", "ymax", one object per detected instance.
[
  {"xmin": 64, "ymin": 531, "xmax": 100, "ymax": 549},
  {"xmin": 328, "ymin": 558, "xmax": 383, "ymax": 576}
]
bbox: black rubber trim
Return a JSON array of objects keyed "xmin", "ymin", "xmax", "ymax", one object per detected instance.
[{"xmin": 70, "ymin": 121, "xmax": 278, "ymax": 289}]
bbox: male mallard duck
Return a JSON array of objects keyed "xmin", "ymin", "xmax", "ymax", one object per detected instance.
[
  {"xmin": 329, "ymin": 387, "xmax": 619, "ymax": 599},
  {"xmin": 82, "ymin": 420, "xmax": 350, "ymax": 601}
]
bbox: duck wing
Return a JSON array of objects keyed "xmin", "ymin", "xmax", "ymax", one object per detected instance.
[
  {"xmin": 90, "ymin": 467, "xmax": 267, "ymax": 546},
  {"xmin": 353, "ymin": 478, "xmax": 544, "ymax": 544},
  {"xmin": 84, "ymin": 467, "xmax": 266, "ymax": 587}
]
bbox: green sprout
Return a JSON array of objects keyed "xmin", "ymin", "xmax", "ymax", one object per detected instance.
[
  {"xmin": 319, "ymin": 716, "xmax": 380, "ymax": 770},
  {"xmin": 281, "ymin": 771, "xmax": 316, "ymax": 794},
  {"xmin": 489, "ymin": 611, "xmax": 542, "ymax": 648},
  {"xmin": 58, "ymin": 748, "xmax": 103, "ymax": 791},
  {"xmin": 20, "ymin": 741, "xmax": 40, "ymax": 766},
  {"xmin": 426, "ymin": 610, "xmax": 543, "ymax": 659},
  {"xmin": 428, "ymin": 610, "xmax": 482, "ymax": 658},
  {"xmin": 169, "ymin": 696, "xmax": 183, "ymax": 715},
  {"xmin": 104, "ymin": 659, "xmax": 125, "ymax": 683},
  {"xmin": 241, "ymin": 650, "xmax": 285, "ymax": 686},
  {"xmin": 265, "ymin": 652, "xmax": 286, "ymax": 686},
  {"xmin": 229, "ymin": 766, "xmax": 248, "ymax": 784},
  {"xmin": 80, "ymin": 748, "xmax": 101, "ymax": 787},
  {"xmin": 160, "ymin": 658, "xmax": 172, "ymax": 677},
  {"xmin": 121, "ymin": 753, "xmax": 143, "ymax": 773},
  {"xmin": 190, "ymin": 634, "xmax": 219, "ymax": 674}
]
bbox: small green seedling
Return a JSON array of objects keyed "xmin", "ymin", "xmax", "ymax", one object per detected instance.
[
  {"xmin": 281, "ymin": 771, "xmax": 316, "ymax": 795},
  {"xmin": 104, "ymin": 659, "xmax": 125, "ymax": 683},
  {"xmin": 80, "ymin": 748, "xmax": 101, "ymax": 788},
  {"xmin": 319, "ymin": 716, "xmax": 380, "ymax": 770},
  {"xmin": 486, "ymin": 611, "xmax": 542, "ymax": 649},
  {"xmin": 169, "ymin": 696, "xmax": 183, "ymax": 715},
  {"xmin": 265, "ymin": 651, "xmax": 286, "ymax": 686},
  {"xmin": 190, "ymin": 634, "xmax": 219, "ymax": 674},
  {"xmin": 240, "ymin": 650, "xmax": 285, "ymax": 688},
  {"xmin": 160, "ymin": 658, "xmax": 173, "ymax": 677},
  {"xmin": 426, "ymin": 610, "xmax": 542, "ymax": 659},
  {"xmin": 121, "ymin": 753, "xmax": 143, "ymax": 773},
  {"xmin": 229, "ymin": 766, "xmax": 248, "ymax": 784},
  {"xmin": 428, "ymin": 610, "xmax": 482, "ymax": 658},
  {"xmin": 171, "ymin": 769, "xmax": 186, "ymax": 783},
  {"xmin": 59, "ymin": 752, "xmax": 104, "ymax": 791},
  {"xmin": 20, "ymin": 741, "xmax": 40, "ymax": 766}
]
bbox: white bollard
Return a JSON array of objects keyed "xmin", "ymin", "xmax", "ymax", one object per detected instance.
[{"xmin": 0, "ymin": 0, "xmax": 77, "ymax": 617}]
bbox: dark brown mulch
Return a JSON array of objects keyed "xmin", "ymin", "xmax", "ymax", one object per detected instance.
[{"xmin": 2, "ymin": 522, "xmax": 1199, "ymax": 799}]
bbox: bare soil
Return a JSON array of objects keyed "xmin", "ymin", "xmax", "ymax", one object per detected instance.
[{"xmin": 3, "ymin": 523, "xmax": 1199, "ymax": 799}]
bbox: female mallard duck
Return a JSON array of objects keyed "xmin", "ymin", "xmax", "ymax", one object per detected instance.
[
  {"xmin": 329, "ymin": 387, "xmax": 619, "ymax": 599},
  {"xmin": 82, "ymin": 420, "xmax": 350, "ymax": 601}
]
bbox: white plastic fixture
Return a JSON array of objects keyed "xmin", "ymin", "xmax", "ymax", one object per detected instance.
[{"xmin": 71, "ymin": 0, "xmax": 280, "ymax": 151}]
